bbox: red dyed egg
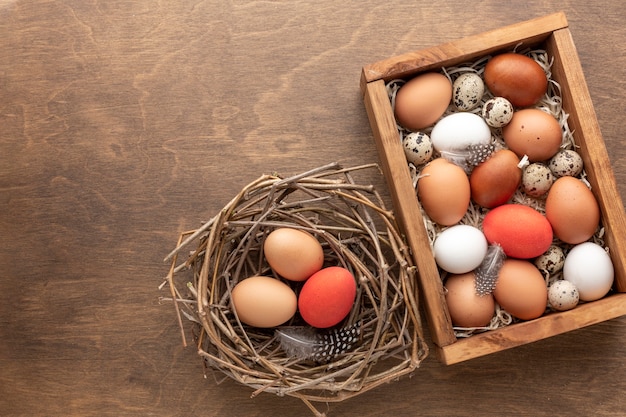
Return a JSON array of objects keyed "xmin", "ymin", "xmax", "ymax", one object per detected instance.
[
  {"xmin": 482, "ymin": 204, "xmax": 553, "ymax": 259},
  {"xmin": 298, "ymin": 266, "xmax": 357, "ymax": 328}
]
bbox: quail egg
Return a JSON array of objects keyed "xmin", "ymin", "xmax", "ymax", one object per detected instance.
[
  {"xmin": 522, "ymin": 163, "xmax": 554, "ymax": 197},
  {"xmin": 549, "ymin": 149, "xmax": 584, "ymax": 178},
  {"xmin": 481, "ymin": 97, "xmax": 514, "ymax": 128},
  {"xmin": 548, "ymin": 280, "xmax": 579, "ymax": 311},
  {"xmin": 402, "ymin": 132, "xmax": 433, "ymax": 166},
  {"xmin": 534, "ymin": 245, "xmax": 565, "ymax": 274},
  {"xmin": 452, "ymin": 73, "xmax": 484, "ymax": 111}
]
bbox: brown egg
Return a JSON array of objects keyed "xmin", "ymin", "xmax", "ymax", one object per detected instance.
[
  {"xmin": 264, "ymin": 228, "xmax": 324, "ymax": 281},
  {"xmin": 493, "ymin": 259, "xmax": 547, "ymax": 320},
  {"xmin": 484, "ymin": 53, "xmax": 548, "ymax": 107},
  {"xmin": 545, "ymin": 176, "xmax": 600, "ymax": 244},
  {"xmin": 470, "ymin": 149, "xmax": 522, "ymax": 208},
  {"xmin": 445, "ymin": 272, "xmax": 495, "ymax": 328},
  {"xmin": 502, "ymin": 109, "xmax": 562, "ymax": 162},
  {"xmin": 231, "ymin": 276, "xmax": 298, "ymax": 328},
  {"xmin": 417, "ymin": 158, "xmax": 470, "ymax": 226},
  {"xmin": 394, "ymin": 72, "xmax": 452, "ymax": 131}
]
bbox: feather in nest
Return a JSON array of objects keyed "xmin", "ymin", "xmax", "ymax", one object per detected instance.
[{"xmin": 275, "ymin": 322, "xmax": 361, "ymax": 362}]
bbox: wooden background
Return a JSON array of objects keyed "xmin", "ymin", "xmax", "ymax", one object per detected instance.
[{"xmin": 1, "ymin": 1, "xmax": 624, "ymax": 416}]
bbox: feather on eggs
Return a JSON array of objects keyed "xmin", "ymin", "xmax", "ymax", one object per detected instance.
[{"xmin": 475, "ymin": 243, "xmax": 506, "ymax": 295}]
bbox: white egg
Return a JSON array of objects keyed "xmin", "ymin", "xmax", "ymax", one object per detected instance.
[
  {"xmin": 433, "ymin": 225, "xmax": 488, "ymax": 274},
  {"xmin": 548, "ymin": 280, "xmax": 579, "ymax": 311},
  {"xmin": 402, "ymin": 132, "xmax": 433, "ymax": 165},
  {"xmin": 431, "ymin": 112, "xmax": 492, "ymax": 153},
  {"xmin": 563, "ymin": 242, "xmax": 614, "ymax": 301}
]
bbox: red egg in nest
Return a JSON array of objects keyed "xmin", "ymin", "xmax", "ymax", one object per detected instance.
[{"xmin": 298, "ymin": 266, "xmax": 357, "ymax": 328}]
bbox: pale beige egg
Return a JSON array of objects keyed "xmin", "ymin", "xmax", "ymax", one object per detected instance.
[
  {"xmin": 444, "ymin": 272, "xmax": 495, "ymax": 328},
  {"xmin": 231, "ymin": 276, "xmax": 297, "ymax": 328},
  {"xmin": 264, "ymin": 228, "xmax": 324, "ymax": 281}
]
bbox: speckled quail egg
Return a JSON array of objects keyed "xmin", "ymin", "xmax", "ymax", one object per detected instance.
[
  {"xmin": 522, "ymin": 162, "xmax": 554, "ymax": 197},
  {"xmin": 534, "ymin": 245, "xmax": 565, "ymax": 274},
  {"xmin": 481, "ymin": 97, "xmax": 514, "ymax": 128},
  {"xmin": 548, "ymin": 280, "xmax": 579, "ymax": 311},
  {"xmin": 402, "ymin": 131, "xmax": 433, "ymax": 166},
  {"xmin": 452, "ymin": 73, "xmax": 484, "ymax": 111},
  {"xmin": 549, "ymin": 149, "xmax": 584, "ymax": 178}
]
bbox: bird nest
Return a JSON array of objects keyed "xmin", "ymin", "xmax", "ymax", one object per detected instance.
[{"xmin": 163, "ymin": 162, "xmax": 428, "ymax": 416}]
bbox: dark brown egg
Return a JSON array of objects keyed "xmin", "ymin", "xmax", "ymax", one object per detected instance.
[
  {"xmin": 470, "ymin": 149, "xmax": 522, "ymax": 208},
  {"xmin": 484, "ymin": 53, "xmax": 548, "ymax": 108}
]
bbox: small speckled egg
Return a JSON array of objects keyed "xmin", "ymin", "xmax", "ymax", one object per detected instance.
[
  {"xmin": 548, "ymin": 280, "xmax": 579, "ymax": 311},
  {"xmin": 534, "ymin": 245, "xmax": 565, "ymax": 274},
  {"xmin": 481, "ymin": 97, "xmax": 514, "ymax": 128},
  {"xmin": 453, "ymin": 73, "xmax": 484, "ymax": 111},
  {"xmin": 522, "ymin": 163, "xmax": 554, "ymax": 197},
  {"xmin": 549, "ymin": 149, "xmax": 584, "ymax": 178},
  {"xmin": 402, "ymin": 132, "xmax": 433, "ymax": 166}
]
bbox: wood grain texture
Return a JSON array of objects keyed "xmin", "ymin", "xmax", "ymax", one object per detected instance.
[{"xmin": 1, "ymin": 1, "xmax": 624, "ymax": 416}]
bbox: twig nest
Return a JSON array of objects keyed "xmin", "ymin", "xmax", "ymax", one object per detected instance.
[{"xmin": 164, "ymin": 162, "xmax": 427, "ymax": 416}]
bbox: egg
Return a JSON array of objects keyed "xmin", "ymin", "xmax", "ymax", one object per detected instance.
[
  {"xmin": 563, "ymin": 242, "xmax": 614, "ymax": 301},
  {"xmin": 417, "ymin": 158, "xmax": 471, "ymax": 226},
  {"xmin": 431, "ymin": 112, "xmax": 492, "ymax": 153},
  {"xmin": 482, "ymin": 97, "xmax": 514, "ymax": 128},
  {"xmin": 394, "ymin": 72, "xmax": 452, "ymax": 131},
  {"xmin": 452, "ymin": 73, "xmax": 484, "ymax": 111},
  {"xmin": 231, "ymin": 276, "xmax": 297, "ymax": 328},
  {"xmin": 482, "ymin": 204, "xmax": 553, "ymax": 259},
  {"xmin": 503, "ymin": 109, "xmax": 562, "ymax": 162},
  {"xmin": 549, "ymin": 149, "xmax": 584, "ymax": 178},
  {"xmin": 470, "ymin": 149, "xmax": 522, "ymax": 208},
  {"xmin": 484, "ymin": 53, "xmax": 548, "ymax": 107},
  {"xmin": 298, "ymin": 266, "xmax": 357, "ymax": 328},
  {"xmin": 545, "ymin": 176, "xmax": 600, "ymax": 244},
  {"xmin": 534, "ymin": 245, "xmax": 565, "ymax": 274},
  {"xmin": 403, "ymin": 131, "xmax": 433, "ymax": 166},
  {"xmin": 264, "ymin": 228, "xmax": 324, "ymax": 281},
  {"xmin": 548, "ymin": 280, "xmax": 579, "ymax": 311},
  {"xmin": 493, "ymin": 259, "xmax": 548, "ymax": 320},
  {"xmin": 445, "ymin": 272, "xmax": 495, "ymax": 328},
  {"xmin": 522, "ymin": 162, "xmax": 554, "ymax": 197},
  {"xmin": 433, "ymin": 225, "xmax": 488, "ymax": 274}
]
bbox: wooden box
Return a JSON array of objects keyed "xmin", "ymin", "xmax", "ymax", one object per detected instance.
[{"xmin": 360, "ymin": 12, "xmax": 626, "ymax": 365}]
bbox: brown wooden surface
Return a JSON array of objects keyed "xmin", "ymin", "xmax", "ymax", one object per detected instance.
[{"xmin": 1, "ymin": 2, "xmax": 624, "ymax": 417}]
